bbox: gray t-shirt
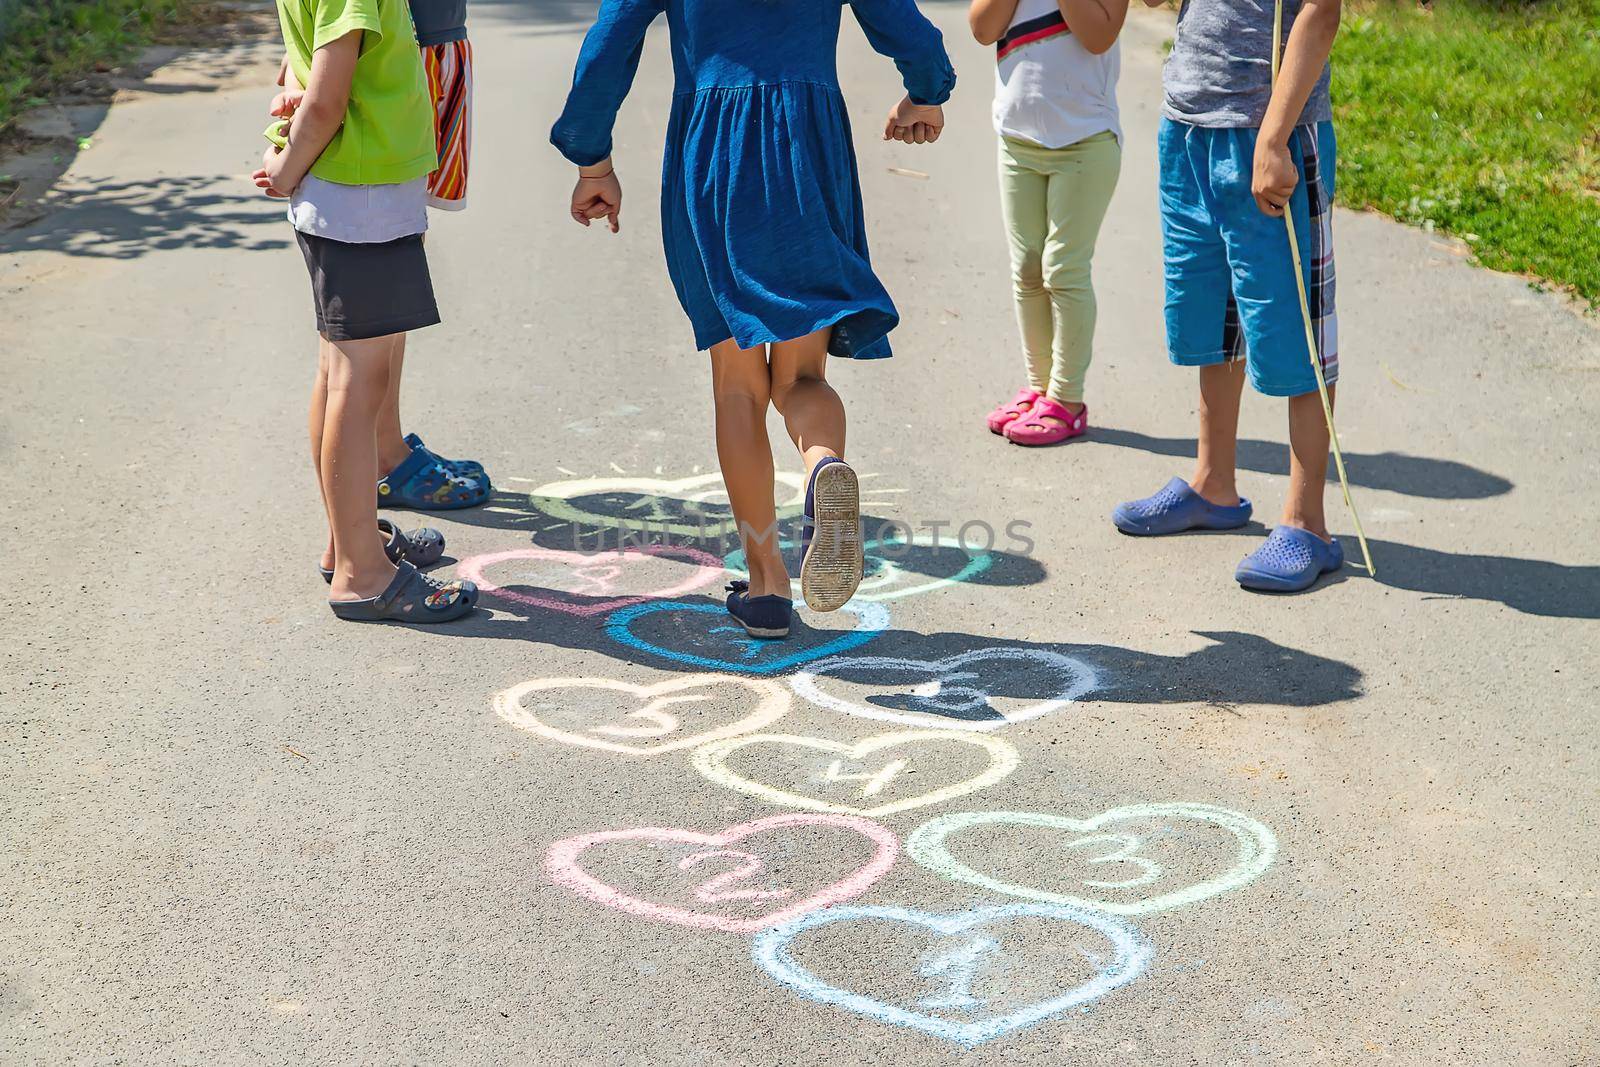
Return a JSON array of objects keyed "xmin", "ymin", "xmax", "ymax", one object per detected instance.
[
  {"xmin": 409, "ymin": 0, "xmax": 467, "ymax": 47},
  {"xmin": 1162, "ymin": 0, "xmax": 1332, "ymax": 129}
]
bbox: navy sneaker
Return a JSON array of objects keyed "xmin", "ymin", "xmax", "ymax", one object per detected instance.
[
  {"xmin": 1112, "ymin": 476, "xmax": 1253, "ymax": 536},
  {"xmin": 1235, "ymin": 525, "xmax": 1345, "ymax": 592},
  {"xmin": 725, "ymin": 581, "xmax": 793, "ymax": 639}
]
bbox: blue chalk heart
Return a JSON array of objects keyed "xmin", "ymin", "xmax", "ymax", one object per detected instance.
[
  {"xmin": 753, "ymin": 903, "xmax": 1151, "ymax": 1046},
  {"xmin": 604, "ymin": 600, "xmax": 889, "ymax": 675}
]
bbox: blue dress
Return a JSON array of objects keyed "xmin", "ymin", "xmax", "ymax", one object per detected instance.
[{"xmin": 551, "ymin": 0, "xmax": 956, "ymax": 359}]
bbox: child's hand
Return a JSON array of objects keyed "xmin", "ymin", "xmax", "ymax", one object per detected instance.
[
  {"xmin": 571, "ymin": 163, "xmax": 622, "ymax": 233},
  {"xmin": 252, "ymin": 145, "xmax": 293, "ymax": 199},
  {"xmin": 1252, "ymin": 139, "xmax": 1298, "ymax": 217},
  {"xmin": 270, "ymin": 89, "xmax": 305, "ymax": 119},
  {"xmin": 883, "ymin": 96, "xmax": 944, "ymax": 145}
]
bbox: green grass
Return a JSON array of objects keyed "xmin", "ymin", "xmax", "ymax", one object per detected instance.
[
  {"xmin": 1333, "ymin": 0, "xmax": 1600, "ymax": 305},
  {"xmin": 0, "ymin": 0, "xmax": 202, "ymax": 133}
]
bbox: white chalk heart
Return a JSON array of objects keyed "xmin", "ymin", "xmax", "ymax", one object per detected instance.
[
  {"xmin": 790, "ymin": 649, "xmax": 1099, "ymax": 733},
  {"xmin": 906, "ymin": 804, "xmax": 1277, "ymax": 916},
  {"xmin": 527, "ymin": 472, "xmax": 804, "ymax": 537},
  {"xmin": 691, "ymin": 731, "xmax": 1019, "ymax": 817},
  {"xmin": 494, "ymin": 674, "xmax": 790, "ymax": 756}
]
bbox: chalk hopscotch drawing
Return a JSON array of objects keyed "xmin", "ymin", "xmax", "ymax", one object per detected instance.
[
  {"xmin": 752, "ymin": 903, "xmax": 1152, "ymax": 1046},
  {"xmin": 690, "ymin": 731, "xmax": 1020, "ymax": 818},
  {"xmin": 905, "ymin": 805, "xmax": 1277, "ymax": 916},
  {"xmin": 723, "ymin": 534, "xmax": 995, "ymax": 603},
  {"xmin": 457, "ymin": 545, "xmax": 725, "ymax": 617},
  {"xmin": 494, "ymin": 674, "xmax": 791, "ymax": 756},
  {"xmin": 544, "ymin": 813, "xmax": 899, "ymax": 933},
  {"xmin": 789, "ymin": 648, "xmax": 1100, "ymax": 732},
  {"xmin": 523, "ymin": 472, "xmax": 808, "ymax": 538},
  {"xmin": 605, "ymin": 599, "xmax": 890, "ymax": 675}
]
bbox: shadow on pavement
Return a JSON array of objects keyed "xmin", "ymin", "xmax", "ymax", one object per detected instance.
[
  {"xmin": 1089, "ymin": 427, "xmax": 1514, "ymax": 501},
  {"xmin": 0, "ymin": 174, "xmax": 285, "ymax": 259},
  {"xmin": 1367, "ymin": 539, "xmax": 1600, "ymax": 620}
]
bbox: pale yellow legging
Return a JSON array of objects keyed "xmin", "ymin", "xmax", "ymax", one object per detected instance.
[{"xmin": 998, "ymin": 131, "xmax": 1122, "ymax": 405}]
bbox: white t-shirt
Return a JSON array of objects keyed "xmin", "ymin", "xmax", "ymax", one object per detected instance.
[
  {"xmin": 992, "ymin": 0, "xmax": 1122, "ymax": 149},
  {"xmin": 288, "ymin": 175, "xmax": 429, "ymax": 244}
]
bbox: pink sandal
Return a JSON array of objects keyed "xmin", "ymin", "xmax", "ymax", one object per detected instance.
[
  {"xmin": 1003, "ymin": 397, "xmax": 1088, "ymax": 446},
  {"xmin": 986, "ymin": 388, "xmax": 1040, "ymax": 435}
]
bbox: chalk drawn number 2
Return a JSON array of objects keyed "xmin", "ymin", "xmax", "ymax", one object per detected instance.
[
  {"xmin": 678, "ymin": 849, "xmax": 794, "ymax": 904},
  {"xmin": 1065, "ymin": 833, "xmax": 1161, "ymax": 889}
]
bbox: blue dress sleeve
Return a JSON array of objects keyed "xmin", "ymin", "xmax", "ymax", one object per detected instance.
[
  {"xmin": 846, "ymin": 0, "xmax": 957, "ymax": 106},
  {"xmin": 550, "ymin": 0, "xmax": 665, "ymax": 166}
]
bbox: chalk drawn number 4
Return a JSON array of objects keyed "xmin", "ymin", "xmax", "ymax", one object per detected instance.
[{"xmin": 678, "ymin": 849, "xmax": 795, "ymax": 904}]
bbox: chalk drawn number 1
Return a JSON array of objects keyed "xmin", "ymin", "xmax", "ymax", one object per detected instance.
[
  {"xmin": 919, "ymin": 935, "xmax": 1000, "ymax": 1011},
  {"xmin": 1065, "ymin": 833, "xmax": 1161, "ymax": 889},
  {"xmin": 678, "ymin": 849, "xmax": 794, "ymax": 904}
]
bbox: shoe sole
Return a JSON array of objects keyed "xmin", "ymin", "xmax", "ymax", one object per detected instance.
[
  {"xmin": 800, "ymin": 462, "xmax": 862, "ymax": 613},
  {"xmin": 734, "ymin": 621, "xmax": 790, "ymax": 640},
  {"xmin": 1235, "ymin": 563, "xmax": 1340, "ymax": 593}
]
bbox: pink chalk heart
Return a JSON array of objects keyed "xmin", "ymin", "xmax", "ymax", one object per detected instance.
[
  {"xmin": 456, "ymin": 546, "xmax": 724, "ymax": 618},
  {"xmin": 545, "ymin": 813, "xmax": 899, "ymax": 933}
]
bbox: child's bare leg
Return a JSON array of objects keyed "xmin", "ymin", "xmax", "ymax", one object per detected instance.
[
  {"xmin": 375, "ymin": 333, "xmax": 413, "ymax": 476},
  {"xmin": 768, "ymin": 327, "xmax": 845, "ymax": 475},
  {"xmin": 1191, "ymin": 360, "xmax": 1246, "ymax": 506},
  {"xmin": 710, "ymin": 339, "xmax": 788, "ymax": 598},
  {"xmin": 1283, "ymin": 385, "xmax": 1334, "ymax": 538},
  {"xmin": 311, "ymin": 345, "xmax": 336, "ymax": 573},
  {"xmin": 324, "ymin": 333, "xmax": 402, "ymax": 600}
]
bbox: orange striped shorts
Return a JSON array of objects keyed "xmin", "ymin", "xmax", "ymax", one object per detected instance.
[{"xmin": 421, "ymin": 39, "xmax": 472, "ymax": 211}]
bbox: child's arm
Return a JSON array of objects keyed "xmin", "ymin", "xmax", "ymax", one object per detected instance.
[
  {"xmin": 968, "ymin": 0, "xmax": 1021, "ymax": 46},
  {"xmin": 549, "ymin": 0, "xmax": 665, "ymax": 167},
  {"xmin": 254, "ymin": 31, "xmax": 361, "ymax": 198},
  {"xmin": 849, "ymin": 0, "xmax": 958, "ymax": 144},
  {"xmin": 1253, "ymin": 0, "xmax": 1340, "ymax": 217},
  {"xmin": 1059, "ymin": 0, "xmax": 1131, "ymax": 55}
]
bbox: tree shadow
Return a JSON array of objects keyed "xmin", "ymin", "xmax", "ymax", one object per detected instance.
[
  {"xmin": 1089, "ymin": 427, "xmax": 1513, "ymax": 501},
  {"xmin": 0, "ymin": 174, "xmax": 285, "ymax": 259}
]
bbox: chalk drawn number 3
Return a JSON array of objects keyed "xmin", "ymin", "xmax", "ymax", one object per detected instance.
[
  {"xmin": 1066, "ymin": 833, "xmax": 1161, "ymax": 889},
  {"xmin": 678, "ymin": 849, "xmax": 795, "ymax": 904},
  {"xmin": 589, "ymin": 694, "xmax": 710, "ymax": 739}
]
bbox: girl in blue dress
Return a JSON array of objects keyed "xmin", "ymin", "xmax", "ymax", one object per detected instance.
[{"xmin": 552, "ymin": 0, "xmax": 956, "ymax": 639}]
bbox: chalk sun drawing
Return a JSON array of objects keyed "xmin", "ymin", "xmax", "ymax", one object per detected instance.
[
  {"xmin": 605, "ymin": 600, "xmax": 889, "ymax": 675},
  {"xmin": 493, "ymin": 674, "xmax": 791, "ymax": 756},
  {"xmin": 525, "ymin": 472, "xmax": 806, "ymax": 537},
  {"xmin": 690, "ymin": 731, "xmax": 1020, "ymax": 818},
  {"xmin": 723, "ymin": 534, "xmax": 995, "ymax": 603},
  {"xmin": 544, "ymin": 813, "xmax": 899, "ymax": 933},
  {"xmin": 752, "ymin": 903, "xmax": 1151, "ymax": 1046},
  {"xmin": 789, "ymin": 648, "xmax": 1099, "ymax": 732},
  {"xmin": 457, "ymin": 545, "xmax": 725, "ymax": 617},
  {"xmin": 905, "ymin": 804, "xmax": 1277, "ymax": 916}
]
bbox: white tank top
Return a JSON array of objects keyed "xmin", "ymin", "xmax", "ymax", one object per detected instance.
[{"xmin": 992, "ymin": 0, "xmax": 1122, "ymax": 149}]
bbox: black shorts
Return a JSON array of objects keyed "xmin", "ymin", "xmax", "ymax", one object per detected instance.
[{"xmin": 295, "ymin": 230, "xmax": 441, "ymax": 341}]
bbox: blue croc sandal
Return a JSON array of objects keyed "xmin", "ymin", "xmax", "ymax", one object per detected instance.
[
  {"xmin": 405, "ymin": 433, "xmax": 488, "ymax": 484},
  {"xmin": 318, "ymin": 519, "xmax": 445, "ymax": 583},
  {"xmin": 329, "ymin": 562, "xmax": 478, "ymax": 623},
  {"xmin": 1112, "ymin": 476, "xmax": 1253, "ymax": 536},
  {"xmin": 799, "ymin": 456, "xmax": 862, "ymax": 612},
  {"xmin": 725, "ymin": 581, "xmax": 793, "ymax": 639},
  {"xmin": 1235, "ymin": 525, "xmax": 1345, "ymax": 592},
  {"xmin": 378, "ymin": 445, "xmax": 489, "ymax": 510}
]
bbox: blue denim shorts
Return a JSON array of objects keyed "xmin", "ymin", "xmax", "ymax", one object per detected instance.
[{"xmin": 1158, "ymin": 118, "xmax": 1338, "ymax": 398}]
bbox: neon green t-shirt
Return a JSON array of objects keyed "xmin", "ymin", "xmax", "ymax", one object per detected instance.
[{"xmin": 274, "ymin": 0, "xmax": 436, "ymax": 185}]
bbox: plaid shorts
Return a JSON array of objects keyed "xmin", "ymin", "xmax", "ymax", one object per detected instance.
[
  {"xmin": 1159, "ymin": 119, "xmax": 1339, "ymax": 397},
  {"xmin": 422, "ymin": 39, "xmax": 473, "ymax": 210}
]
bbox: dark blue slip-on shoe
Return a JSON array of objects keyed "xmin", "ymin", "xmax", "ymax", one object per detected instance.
[
  {"xmin": 378, "ymin": 444, "xmax": 490, "ymax": 510},
  {"xmin": 799, "ymin": 456, "xmax": 862, "ymax": 612},
  {"xmin": 404, "ymin": 432, "xmax": 488, "ymax": 484},
  {"xmin": 329, "ymin": 562, "xmax": 479, "ymax": 623},
  {"xmin": 725, "ymin": 581, "xmax": 793, "ymax": 640},
  {"xmin": 1112, "ymin": 476, "xmax": 1253, "ymax": 536},
  {"xmin": 1235, "ymin": 525, "xmax": 1345, "ymax": 592},
  {"xmin": 319, "ymin": 519, "xmax": 446, "ymax": 583}
]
